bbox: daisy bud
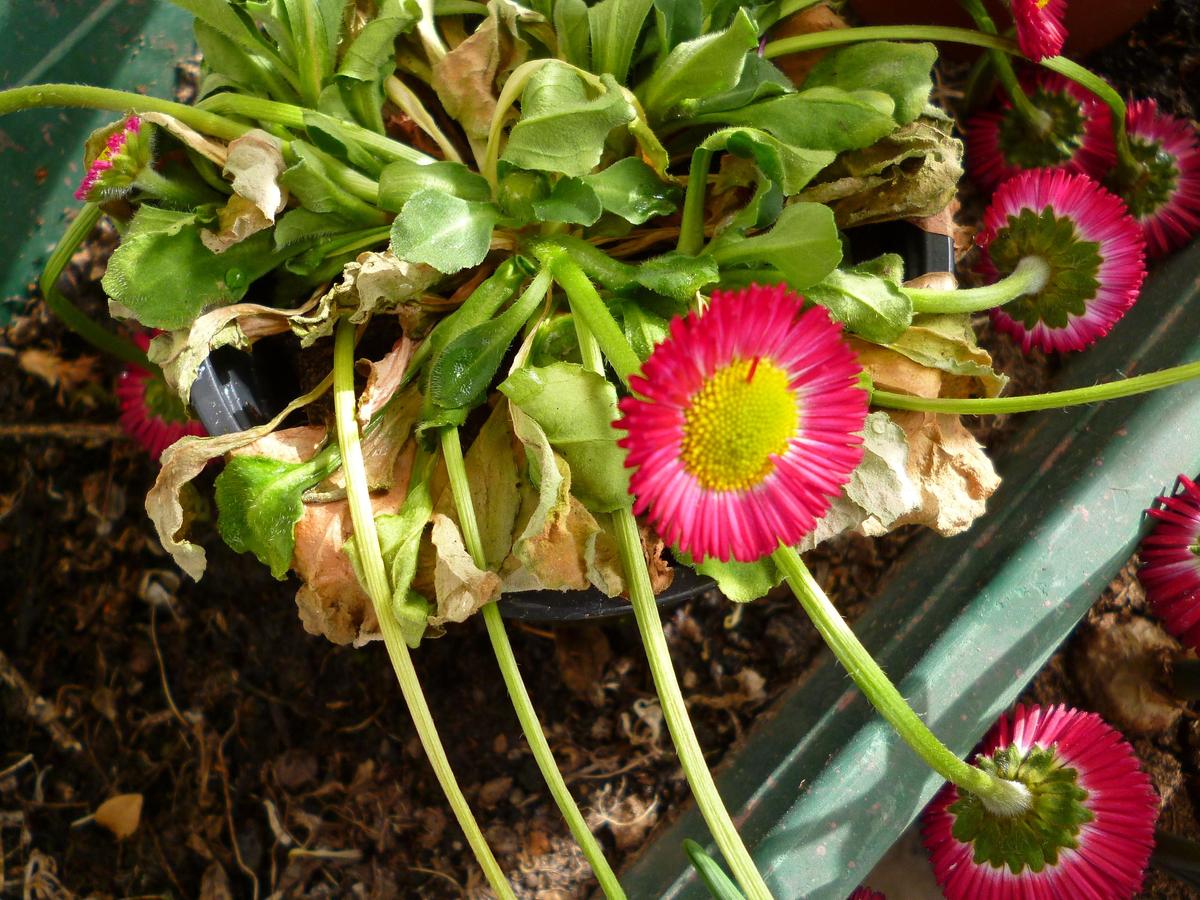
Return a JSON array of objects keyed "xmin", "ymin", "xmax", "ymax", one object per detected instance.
[
  {"xmin": 1107, "ymin": 99, "xmax": 1200, "ymax": 258},
  {"xmin": 75, "ymin": 115, "xmax": 151, "ymax": 202},
  {"xmin": 616, "ymin": 283, "xmax": 867, "ymax": 563},
  {"xmin": 923, "ymin": 704, "xmax": 1158, "ymax": 900},
  {"xmin": 982, "ymin": 169, "xmax": 1146, "ymax": 354},
  {"xmin": 968, "ymin": 71, "xmax": 1115, "ymax": 192},
  {"xmin": 1140, "ymin": 475, "xmax": 1200, "ymax": 651}
]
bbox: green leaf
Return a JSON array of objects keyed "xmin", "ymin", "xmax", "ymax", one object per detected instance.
[
  {"xmin": 419, "ymin": 257, "xmax": 529, "ymax": 364},
  {"xmin": 700, "ymin": 127, "xmax": 835, "ymax": 196},
  {"xmin": 427, "ymin": 269, "xmax": 551, "ymax": 410},
  {"xmin": 588, "ymin": 0, "xmax": 655, "ymax": 82},
  {"xmin": 379, "ymin": 159, "xmax": 492, "ymax": 211},
  {"xmin": 635, "ymin": 251, "xmax": 718, "ymax": 300},
  {"xmin": 651, "ymin": 0, "xmax": 703, "ymax": 59},
  {"xmin": 390, "ymin": 189, "xmax": 501, "ymax": 273},
  {"xmin": 345, "ymin": 455, "xmax": 436, "ymax": 649},
  {"xmin": 679, "ymin": 551, "xmax": 781, "ymax": 603},
  {"xmin": 684, "ymin": 840, "xmax": 747, "ymax": 900},
  {"xmin": 501, "ymin": 64, "xmax": 636, "ymax": 176},
  {"xmin": 638, "ymin": 8, "xmax": 758, "ymax": 120},
  {"xmin": 804, "ymin": 41, "xmax": 937, "ymax": 127},
  {"xmin": 279, "ymin": 143, "xmax": 386, "ymax": 223},
  {"xmin": 699, "ymin": 87, "xmax": 898, "ymax": 154},
  {"xmin": 553, "ymin": 0, "xmax": 591, "ymax": 68},
  {"xmin": 102, "ymin": 207, "xmax": 288, "ymax": 331},
  {"xmin": 615, "ymin": 302, "xmax": 669, "ymax": 361},
  {"xmin": 679, "ymin": 54, "xmax": 793, "ymax": 118},
  {"xmin": 337, "ymin": 0, "xmax": 420, "ymax": 83},
  {"xmin": 215, "ymin": 455, "xmax": 327, "ymax": 580},
  {"xmin": 709, "ymin": 202, "xmax": 842, "ymax": 289},
  {"xmin": 194, "ymin": 19, "xmax": 298, "ymax": 103},
  {"xmin": 168, "ymin": 0, "xmax": 268, "ymax": 54},
  {"xmin": 274, "ymin": 208, "xmax": 364, "ymax": 249},
  {"xmin": 805, "ymin": 254, "xmax": 913, "ymax": 343},
  {"xmin": 532, "ymin": 177, "xmax": 604, "ymax": 226},
  {"xmin": 303, "ymin": 111, "xmax": 386, "ymax": 177},
  {"xmin": 583, "ymin": 157, "xmax": 682, "ymax": 224},
  {"xmin": 499, "ymin": 362, "xmax": 630, "ymax": 512}
]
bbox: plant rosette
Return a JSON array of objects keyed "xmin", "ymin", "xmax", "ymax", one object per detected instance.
[
  {"xmin": 967, "ymin": 70, "xmax": 1115, "ymax": 192},
  {"xmin": 922, "ymin": 704, "xmax": 1159, "ymax": 900}
]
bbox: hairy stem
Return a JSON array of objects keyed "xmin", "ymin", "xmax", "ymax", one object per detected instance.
[
  {"xmin": 872, "ymin": 359, "xmax": 1200, "ymax": 414},
  {"xmin": 38, "ymin": 204, "xmax": 151, "ymax": 369},
  {"xmin": 332, "ymin": 320, "xmax": 514, "ymax": 900},
  {"xmin": 773, "ymin": 545, "xmax": 1031, "ymax": 815},
  {"xmin": 613, "ymin": 509, "xmax": 774, "ymax": 898},
  {"xmin": 957, "ymin": 0, "xmax": 1052, "ymax": 133},
  {"xmin": 905, "ymin": 256, "xmax": 1050, "ymax": 314}
]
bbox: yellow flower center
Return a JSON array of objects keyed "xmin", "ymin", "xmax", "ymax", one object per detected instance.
[{"xmin": 680, "ymin": 357, "xmax": 799, "ymax": 492}]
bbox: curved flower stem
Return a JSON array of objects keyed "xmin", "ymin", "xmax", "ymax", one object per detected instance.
[
  {"xmin": 332, "ymin": 320, "xmax": 515, "ymax": 900},
  {"xmin": 38, "ymin": 204, "xmax": 151, "ymax": 369},
  {"xmin": 677, "ymin": 149, "xmax": 713, "ymax": 257},
  {"xmin": 569, "ymin": 315, "xmax": 771, "ymax": 898},
  {"xmin": 763, "ymin": 25, "xmax": 1142, "ymax": 181},
  {"xmin": 872, "ymin": 359, "xmax": 1200, "ymax": 414},
  {"xmin": 957, "ymin": 0, "xmax": 1051, "ymax": 133},
  {"xmin": 905, "ymin": 256, "xmax": 1050, "ymax": 314},
  {"xmin": 773, "ymin": 545, "xmax": 1031, "ymax": 815},
  {"xmin": 612, "ymin": 509, "xmax": 773, "ymax": 899},
  {"xmin": 533, "ymin": 247, "xmax": 642, "ymax": 386},
  {"xmin": 438, "ymin": 428, "xmax": 627, "ymax": 900},
  {"xmin": 0, "ymin": 84, "xmax": 248, "ymax": 141}
]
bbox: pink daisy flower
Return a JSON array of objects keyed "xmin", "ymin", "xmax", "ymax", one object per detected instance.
[
  {"xmin": 1140, "ymin": 475, "xmax": 1200, "ymax": 651},
  {"xmin": 75, "ymin": 115, "xmax": 148, "ymax": 202},
  {"xmin": 967, "ymin": 71, "xmax": 1114, "ymax": 192},
  {"xmin": 1009, "ymin": 0, "xmax": 1068, "ymax": 62},
  {"xmin": 982, "ymin": 169, "xmax": 1146, "ymax": 354},
  {"xmin": 1108, "ymin": 99, "xmax": 1200, "ymax": 258},
  {"xmin": 117, "ymin": 332, "xmax": 206, "ymax": 460},
  {"xmin": 615, "ymin": 284, "xmax": 867, "ymax": 563},
  {"xmin": 923, "ymin": 704, "xmax": 1158, "ymax": 900}
]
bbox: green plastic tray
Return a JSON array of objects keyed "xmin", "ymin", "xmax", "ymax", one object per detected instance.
[
  {"xmin": 0, "ymin": 0, "xmax": 194, "ymax": 318},
  {"xmin": 623, "ymin": 238, "xmax": 1200, "ymax": 898}
]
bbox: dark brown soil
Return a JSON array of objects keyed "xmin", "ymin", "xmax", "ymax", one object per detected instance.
[{"xmin": 1, "ymin": 4, "xmax": 1196, "ymax": 898}]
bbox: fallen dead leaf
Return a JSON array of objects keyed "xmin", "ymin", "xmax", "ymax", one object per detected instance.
[{"xmin": 94, "ymin": 793, "xmax": 143, "ymax": 840}]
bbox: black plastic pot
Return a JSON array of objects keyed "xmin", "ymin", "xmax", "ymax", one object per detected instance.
[{"xmin": 186, "ymin": 222, "xmax": 953, "ymax": 621}]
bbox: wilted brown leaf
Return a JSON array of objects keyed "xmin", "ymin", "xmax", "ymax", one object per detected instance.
[
  {"xmin": 94, "ymin": 793, "xmax": 143, "ymax": 840},
  {"xmin": 429, "ymin": 513, "xmax": 502, "ymax": 626}
]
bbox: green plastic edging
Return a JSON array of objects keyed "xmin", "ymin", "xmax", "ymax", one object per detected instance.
[
  {"xmin": 624, "ymin": 238, "xmax": 1200, "ymax": 899},
  {"xmin": 0, "ymin": 0, "xmax": 195, "ymax": 320}
]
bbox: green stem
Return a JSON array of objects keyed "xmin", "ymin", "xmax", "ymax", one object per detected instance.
[
  {"xmin": 905, "ymin": 256, "xmax": 1050, "ymax": 314},
  {"xmin": 38, "ymin": 204, "xmax": 150, "ymax": 369},
  {"xmin": 439, "ymin": 429, "xmax": 627, "ymax": 900},
  {"xmin": 331, "ymin": 320, "xmax": 514, "ymax": 900},
  {"xmin": 957, "ymin": 0, "xmax": 1051, "ymax": 133},
  {"xmin": 534, "ymin": 247, "xmax": 642, "ymax": 386},
  {"xmin": 678, "ymin": 149, "xmax": 712, "ymax": 257},
  {"xmin": 384, "ymin": 75, "xmax": 464, "ymax": 164},
  {"xmin": 613, "ymin": 509, "xmax": 773, "ymax": 899},
  {"xmin": 763, "ymin": 25, "xmax": 1142, "ymax": 179},
  {"xmin": 872, "ymin": 358, "xmax": 1200, "ymax": 414},
  {"xmin": 132, "ymin": 167, "xmax": 213, "ymax": 208},
  {"xmin": 773, "ymin": 545, "xmax": 1031, "ymax": 814},
  {"xmin": 198, "ymin": 92, "xmax": 431, "ymax": 164},
  {"xmin": 0, "ymin": 84, "xmax": 248, "ymax": 141}
]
